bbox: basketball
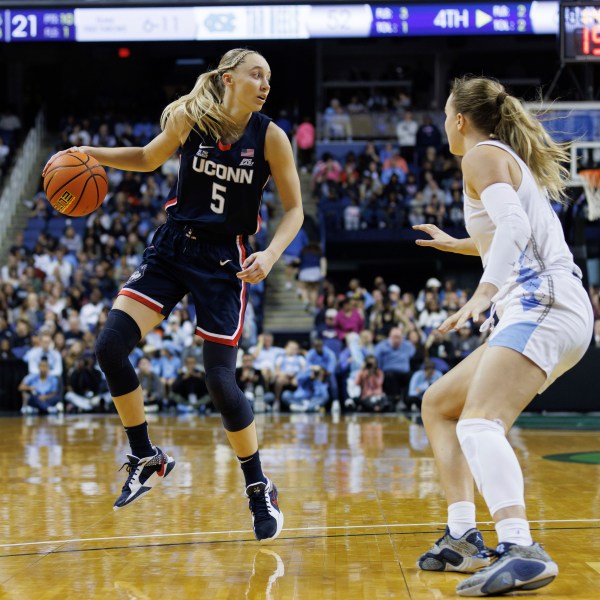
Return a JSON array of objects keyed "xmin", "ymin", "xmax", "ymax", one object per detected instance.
[{"xmin": 43, "ymin": 151, "xmax": 108, "ymax": 217}]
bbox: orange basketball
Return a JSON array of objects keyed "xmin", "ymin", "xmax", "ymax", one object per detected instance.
[{"xmin": 43, "ymin": 151, "xmax": 108, "ymax": 217}]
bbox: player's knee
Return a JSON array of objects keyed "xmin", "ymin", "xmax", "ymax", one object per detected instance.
[
  {"xmin": 421, "ymin": 385, "xmax": 438, "ymax": 411},
  {"xmin": 421, "ymin": 381, "xmax": 449, "ymax": 422},
  {"xmin": 205, "ymin": 366, "xmax": 241, "ymax": 409},
  {"xmin": 206, "ymin": 366, "xmax": 254, "ymax": 431},
  {"xmin": 95, "ymin": 309, "xmax": 141, "ymax": 397}
]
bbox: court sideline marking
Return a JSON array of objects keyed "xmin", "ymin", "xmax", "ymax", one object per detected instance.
[
  {"xmin": 587, "ymin": 563, "xmax": 600, "ymax": 574},
  {"xmin": 1, "ymin": 518, "xmax": 599, "ymax": 549}
]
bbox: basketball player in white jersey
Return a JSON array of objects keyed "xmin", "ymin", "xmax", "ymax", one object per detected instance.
[{"xmin": 412, "ymin": 76, "xmax": 593, "ymax": 596}]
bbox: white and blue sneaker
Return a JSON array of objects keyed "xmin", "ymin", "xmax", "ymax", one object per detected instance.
[
  {"xmin": 418, "ymin": 527, "xmax": 491, "ymax": 573},
  {"xmin": 113, "ymin": 446, "xmax": 176, "ymax": 510},
  {"xmin": 246, "ymin": 478, "xmax": 284, "ymax": 542},
  {"xmin": 456, "ymin": 541, "xmax": 558, "ymax": 596}
]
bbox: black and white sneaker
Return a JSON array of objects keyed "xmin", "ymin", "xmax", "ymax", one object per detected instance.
[
  {"xmin": 113, "ymin": 446, "xmax": 176, "ymax": 511},
  {"xmin": 246, "ymin": 478, "xmax": 284, "ymax": 542}
]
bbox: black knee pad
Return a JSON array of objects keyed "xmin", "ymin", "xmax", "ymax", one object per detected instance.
[
  {"xmin": 205, "ymin": 366, "xmax": 254, "ymax": 432},
  {"xmin": 95, "ymin": 309, "xmax": 141, "ymax": 397}
]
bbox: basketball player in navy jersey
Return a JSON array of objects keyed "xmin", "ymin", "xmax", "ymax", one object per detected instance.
[{"xmin": 43, "ymin": 48, "xmax": 303, "ymax": 542}]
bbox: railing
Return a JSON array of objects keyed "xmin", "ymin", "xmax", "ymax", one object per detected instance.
[
  {"xmin": 316, "ymin": 109, "xmax": 446, "ymax": 142},
  {"xmin": 0, "ymin": 111, "xmax": 45, "ymax": 250},
  {"xmin": 317, "ymin": 111, "xmax": 399, "ymax": 140}
]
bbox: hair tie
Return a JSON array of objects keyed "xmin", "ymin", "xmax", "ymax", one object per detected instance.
[{"xmin": 496, "ymin": 92, "xmax": 508, "ymax": 107}]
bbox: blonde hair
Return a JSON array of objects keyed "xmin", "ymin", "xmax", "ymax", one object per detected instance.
[
  {"xmin": 160, "ymin": 48, "xmax": 261, "ymax": 142},
  {"xmin": 450, "ymin": 76, "xmax": 570, "ymax": 201}
]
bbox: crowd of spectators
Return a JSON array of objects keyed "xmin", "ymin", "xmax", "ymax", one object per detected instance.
[
  {"xmin": 233, "ymin": 274, "xmax": 491, "ymax": 414},
  {"xmin": 304, "ymin": 275, "xmax": 488, "ymax": 412},
  {"xmin": 315, "ymin": 96, "xmax": 466, "ymax": 235},
  {"xmin": 313, "ymin": 138, "xmax": 466, "ymax": 234},
  {"xmin": 1, "ymin": 105, "xmax": 599, "ymax": 417},
  {"xmin": 250, "ymin": 271, "xmax": 599, "ymax": 414}
]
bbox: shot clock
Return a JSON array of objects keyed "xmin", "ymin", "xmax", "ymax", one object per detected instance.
[{"xmin": 561, "ymin": 2, "xmax": 600, "ymax": 62}]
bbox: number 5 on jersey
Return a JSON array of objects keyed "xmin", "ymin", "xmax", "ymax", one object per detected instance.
[{"xmin": 211, "ymin": 182, "xmax": 226, "ymax": 214}]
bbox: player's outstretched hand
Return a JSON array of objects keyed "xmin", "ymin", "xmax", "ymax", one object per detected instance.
[
  {"xmin": 42, "ymin": 146, "xmax": 88, "ymax": 177},
  {"xmin": 413, "ymin": 224, "xmax": 457, "ymax": 252},
  {"xmin": 237, "ymin": 250, "xmax": 276, "ymax": 284},
  {"xmin": 438, "ymin": 291, "xmax": 492, "ymax": 333}
]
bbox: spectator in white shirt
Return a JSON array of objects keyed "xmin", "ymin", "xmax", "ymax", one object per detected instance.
[
  {"xmin": 79, "ymin": 287, "xmax": 106, "ymax": 331},
  {"xmin": 23, "ymin": 332, "xmax": 63, "ymax": 377},
  {"xmin": 68, "ymin": 124, "xmax": 91, "ymax": 146},
  {"xmin": 396, "ymin": 110, "xmax": 418, "ymax": 164},
  {"xmin": 417, "ymin": 297, "xmax": 449, "ymax": 332},
  {"xmin": 249, "ymin": 332, "xmax": 285, "ymax": 390}
]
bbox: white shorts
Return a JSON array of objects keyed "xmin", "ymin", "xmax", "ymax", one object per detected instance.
[
  {"xmin": 298, "ymin": 266, "xmax": 322, "ymax": 282},
  {"xmin": 488, "ymin": 271, "xmax": 593, "ymax": 393}
]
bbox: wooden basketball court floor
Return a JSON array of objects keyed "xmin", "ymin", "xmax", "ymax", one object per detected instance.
[{"xmin": 0, "ymin": 412, "xmax": 598, "ymax": 599}]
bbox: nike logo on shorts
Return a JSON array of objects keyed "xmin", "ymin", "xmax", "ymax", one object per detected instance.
[{"xmin": 220, "ymin": 259, "xmax": 232, "ymax": 266}]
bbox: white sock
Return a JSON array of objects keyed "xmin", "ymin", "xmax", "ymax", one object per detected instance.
[
  {"xmin": 496, "ymin": 517, "xmax": 532, "ymax": 546},
  {"xmin": 456, "ymin": 418, "xmax": 525, "ymax": 516},
  {"xmin": 448, "ymin": 501, "xmax": 477, "ymax": 538}
]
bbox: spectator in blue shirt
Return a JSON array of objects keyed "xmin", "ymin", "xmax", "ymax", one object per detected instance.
[
  {"xmin": 157, "ymin": 343, "xmax": 182, "ymax": 399},
  {"xmin": 274, "ymin": 109, "xmax": 294, "ymax": 139},
  {"xmin": 18, "ymin": 356, "xmax": 62, "ymax": 415},
  {"xmin": 338, "ymin": 330, "xmax": 374, "ymax": 406},
  {"xmin": 282, "ymin": 227, "xmax": 309, "ymax": 291},
  {"xmin": 305, "ymin": 337, "xmax": 338, "ymax": 404},
  {"xmin": 375, "ymin": 325, "xmax": 415, "ymax": 408},
  {"xmin": 314, "ymin": 308, "xmax": 344, "ymax": 356},
  {"xmin": 281, "ymin": 365, "xmax": 329, "ymax": 412},
  {"xmin": 274, "ymin": 340, "xmax": 306, "ymax": 410},
  {"xmin": 407, "ymin": 360, "xmax": 443, "ymax": 412}
]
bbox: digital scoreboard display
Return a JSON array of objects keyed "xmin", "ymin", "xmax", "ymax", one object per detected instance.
[
  {"xmin": 0, "ymin": 9, "xmax": 76, "ymax": 41},
  {"xmin": 369, "ymin": 2, "xmax": 555, "ymax": 36},
  {"xmin": 0, "ymin": 2, "xmax": 560, "ymax": 42},
  {"xmin": 561, "ymin": 3, "xmax": 600, "ymax": 61}
]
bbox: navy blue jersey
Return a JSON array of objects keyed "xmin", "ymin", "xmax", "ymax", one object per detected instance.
[{"xmin": 165, "ymin": 112, "xmax": 271, "ymax": 237}]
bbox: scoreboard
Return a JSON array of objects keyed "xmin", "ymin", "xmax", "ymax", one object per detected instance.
[
  {"xmin": 0, "ymin": 9, "xmax": 75, "ymax": 41},
  {"xmin": 0, "ymin": 2, "xmax": 560, "ymax": 42}
]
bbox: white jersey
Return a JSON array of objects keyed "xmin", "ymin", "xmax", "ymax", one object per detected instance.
[
  {"xmin": 463, "ymin": 140, "xmax": 581, "ymax": 301},
  {"xmin": 463, "ymin": 140, "xmax": 592, "ymax": 392}
]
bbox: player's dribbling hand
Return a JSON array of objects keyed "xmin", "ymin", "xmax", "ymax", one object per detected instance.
[
  {"xmin": 237, "ymin": 250, "xmax": 276, "ymax": 284},
  {"xmin": 42, "ymin": 146, "xmax": 89, "ymax": 177},
  {"xmin": 413, "ymin": 224, "xmax": 457, "ymax": 252}
]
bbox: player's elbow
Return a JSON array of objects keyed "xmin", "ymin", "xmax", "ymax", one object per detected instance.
[
  {"xmin": 141, "ymin": 158, "xmax": 163, "ymax": 173},
  {"xmin": 283, "ymin": 201, "xmax": 304, "ymax": 221},
  {"xmin": 138, "ymin": 148, "xmax": 165, "ymax": 172},
  {"xmin": 500, "ymin": 214, "xmax": 531, "ymax": 252}
]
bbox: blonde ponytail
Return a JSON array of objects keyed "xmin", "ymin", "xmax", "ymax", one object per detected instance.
[
  {"xmin": 451, "ymin": 76, "xmax": 570, "ymax": 201},
  {"xmin": 160, "ymin": 48, "xmax": 260, "ymax": 142}
]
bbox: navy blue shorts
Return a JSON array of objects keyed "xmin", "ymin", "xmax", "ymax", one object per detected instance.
[{"xmin": 120, "ymin": 220, "xmax": 251, "ymax": 347}]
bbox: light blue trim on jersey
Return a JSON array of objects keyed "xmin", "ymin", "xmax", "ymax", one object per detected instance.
[
  {"xmin": 516, "ymin": 247, "xmax": 543, "ymax": 312},
  {"xmin": 488, "ymin": 321, "xmax": 539, "ymax": 353},
  {"xmin": 517, "ymin": 268, "xmax": 542, "ymax": 311}
]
